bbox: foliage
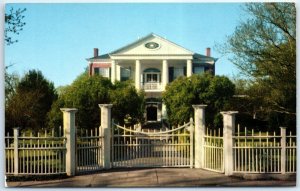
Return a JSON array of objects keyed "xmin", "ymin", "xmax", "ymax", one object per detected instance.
[
  {"xmin": 6, "ymin": 70, "xmax": 57, "ymax": 133},
  {"xmin": 162, "ymin": 73, "xmax": 235, "ymax": 127},
  {"xmin": 5, "ymin": 7, "xmax": 26, "ymax": 45},
  {"xmin": 5, "ymin": 71, "xmax": 19, "ymax": 104},
  {"xmin": 220, "ymin": 3, "xmax": 296, "ymax": 129},
  {"xmin": 5, "ymin": 7, "xmax": 26, "ymax": 104},
  {"xmin": 48, "ymin": 74, "xmax": 145, "ymax": 129},
  {"xmin": 48, "ymin": 73, "xmax": 112, "ymax": 129},
  {"xmin": 109, "ymin": 80, "xmax": 145, "ymax": 126}
]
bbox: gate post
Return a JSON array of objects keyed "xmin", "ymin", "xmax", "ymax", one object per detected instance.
[
  {"xmin": 13, "ymin": 127, "xmax": 19, "ymax": 175},
  {"xmin": 99, "ymin": 104, "xmax": 113, "ymax": 169},
  {"xmin": 221, "ymin": 111, "xmax": 238, "ymax": 176},
  {"xmin": 193, "ymin": 105, "xmax": 207, "ymax": 169},
  {"xmin": 61, "ymin": 108, "xmax": 78, "ymax": 176},
  {"xmin": 280, "ymin": 127, "xmax": 286, "ymax": 174}
]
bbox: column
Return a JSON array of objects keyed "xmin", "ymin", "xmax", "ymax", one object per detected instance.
[
  {"xmin": 187, "ymin": 60, "xmax": 192, "ymax": 77},
  {"xmin": 135, "ymin": 60, "xmax": 141, "ymax": 90},
  {"xmin": 111, "ymin": 60, "xmax": 116, "ymax": 83},
  {"xmin": 221, "ymin": 111, "xmax": 238, "ymax": 176},
  {"xmin": 161, "ymin": 104, "xmax": 167, "ymax": 119},
  {"xmin": 99, "ymin": 104, "xmax": 113, "ymax": 169},
  {"xmin": 193, "ymin": 105, "xmax": 207, "ymax": 168},
  {"xmin": 162, "ymin": 60, "xmax": 169, "ymax": 90},
  {"xmin": 116, "ymin": 65, "xmax": 121, "ymax": 81},
  {"xmin": 60, "ymin": 108, "xmax": 78, "ymax": 176},
  {"xmin": 157, "ymin": 103, "xmax": 162, "ymax": 122}
]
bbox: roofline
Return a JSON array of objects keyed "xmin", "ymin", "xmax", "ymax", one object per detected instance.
[{"xmin": 109, "ymin": 33, "xmax": 194, "ymax": 55}]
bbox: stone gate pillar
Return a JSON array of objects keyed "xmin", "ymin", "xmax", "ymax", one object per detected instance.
[
  {"xmin": 193, "ymin": 105, "xmax": 207, "ymax": 168},
  {"xmin": 99, "ymin": 104, "xmax": 113, "ymax": 169},
  {"xmin": 61, "ymin": 108, "xmax": 78, "ymax": 176},
  {"xmin": 221, "ymin": 111, "xmax": 238, "ymax": 176}
]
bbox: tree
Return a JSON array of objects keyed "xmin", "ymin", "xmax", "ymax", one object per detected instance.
[
  {"xmin": 109, "ymin": 80, "xmax": 145, "ymax": 126},
  {"xmin": 5, "ymin": 7, "xmax": 26, "ymax": 45},
  {"xmin": 5, "ymin": 70, "xmax": 19, "ymax": 104},
  {"xmin": 6, "ymin": 70, "xmax": 57, "ymax": 133},
  {"xmin": 162, "ymin": 73, "xmax": 235, "ymax": 127},
  {"xmin": 49, "ymin": 73, "xmax": 112, "ymax": 130},
  {"xmin": 5, "ymin": 7, "xmax": 26, "ymax": 103},
  {"xmin": 48, "ymin": 74, "xmax": 145, "ymax": 129},
  {"xmin": 220, "ymin": 3, "xmax": 296, "ymax": 128}
]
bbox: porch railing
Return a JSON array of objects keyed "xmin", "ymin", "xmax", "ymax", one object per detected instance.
[{"xmin": 141, "ymin": 82, "xmax": 162, "ymax": 90}]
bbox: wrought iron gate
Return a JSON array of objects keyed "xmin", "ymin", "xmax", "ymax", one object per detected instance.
[{"xmin": 111, "ymin": 119, "xmax": 194, "ymax": 168}]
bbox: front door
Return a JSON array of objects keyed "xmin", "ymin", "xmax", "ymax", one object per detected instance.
[{"xmin": 147, "ymin": 106, "xmax": 157, "ymax": 121}]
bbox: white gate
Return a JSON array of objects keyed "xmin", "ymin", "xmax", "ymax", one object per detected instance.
[
  {"xmin": 203, "ymin": 128, "xmax": 224, "ymax": 173},
  {"xmin": 76, "ymin": 127, "xmax": 104, "ymax": 173},
  {"xmin": 111, "ymin": 119, "xmax": 194, "ymax": 168}
]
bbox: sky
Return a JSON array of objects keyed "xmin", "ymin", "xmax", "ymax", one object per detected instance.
[{"xmin": 5, "ymin": 2, "xmax": 245, "ymax": 87}]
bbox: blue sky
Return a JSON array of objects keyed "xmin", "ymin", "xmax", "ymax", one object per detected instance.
[{"xmin": 5, "ymin": 3, "xmax": 244, "ymax": 87}]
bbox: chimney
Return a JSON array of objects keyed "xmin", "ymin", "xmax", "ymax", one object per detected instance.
[
  {"xmin": 94, "ymin": 48, "xmax": 99, "ymax": 57},
  {"xmin": 206, "ymin": 47, "xmax": 211, "ymax": 57}
]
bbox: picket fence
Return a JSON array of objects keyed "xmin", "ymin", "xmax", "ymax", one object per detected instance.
[
  {"xmin": 233, "ymin": 125, "xmax": 296, "ymax": 174},
  {"xmin": 5, "ymin": 105, "xmax": 297, "ymax": 176},
  {"xmin": 5, "ymin": 127, "xmax": 66, "ymax": 175}
]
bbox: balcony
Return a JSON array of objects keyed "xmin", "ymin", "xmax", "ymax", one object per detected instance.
[{"xmin": 141, "ymin": 82, "xmax": 163, "ymax": 91}]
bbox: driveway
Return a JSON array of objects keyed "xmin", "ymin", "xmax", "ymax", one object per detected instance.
[{"xmin": 6, "ymin": 168, "xmax": 296, "ymax": 187}]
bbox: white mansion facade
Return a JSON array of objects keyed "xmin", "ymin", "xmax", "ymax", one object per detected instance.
[{"xmin": 87, "ymin": 33, "xmax": 217, "ymax": 122}]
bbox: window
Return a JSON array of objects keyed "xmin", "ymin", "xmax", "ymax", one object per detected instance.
[
  {"xmin": 121, "ymin": 67, "xmax": 131, "ymax": 81},
  {"xmin": 94, "ymin": 67, "xmax": 109, "ymax": 77},
  {"xmin": 194, "ymin": 66, "xmax": 204, "ymax": 74},
  {"xmin": 173, "ymin": 68, "xmax": 184, "ymax": 79}
]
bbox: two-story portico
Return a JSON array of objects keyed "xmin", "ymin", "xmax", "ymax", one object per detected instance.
[{"xmin": 87, "ymin": 33, "xmax": 217, "ymax": 122}]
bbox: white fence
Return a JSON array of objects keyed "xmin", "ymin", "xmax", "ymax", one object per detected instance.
[
  {"xmin": 5, "ymin": 104, "xmax": 297, "ymax": 177},
  {"xmin": 112, "ymin": 121, "xmax": 193, "ymax": 168},
  {"xmin": 5, "ymin": 127, "xmax": 66, "ymax": 175},
  {"xmin": 233, "ymin": 125, "xmax": 296, "ymax": 174}
]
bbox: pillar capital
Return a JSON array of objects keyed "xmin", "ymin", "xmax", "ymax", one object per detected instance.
[
  {"xmin": 220, "ymin": 111, "xmax": 238, "ymax": 116},
  {"xmin": 60, "ymin": 108, "xmax": 78, "ymax": 113},
  {"xmin": 98, "ymin": 104, "xmax": 113, "ymax": 109},
  {"xmin": 192, "ymin": 104, "xmax": 207, "ymax": 109}
]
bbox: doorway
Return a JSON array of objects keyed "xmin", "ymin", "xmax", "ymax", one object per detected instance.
[{"xmin": 147, "ymin": 106, "xmax": 157, "ymax": 121}]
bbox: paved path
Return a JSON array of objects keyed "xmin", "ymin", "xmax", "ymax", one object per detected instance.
[{"xmin": 6, "ymin": 168, "xmax": 296, "ymax": 187}]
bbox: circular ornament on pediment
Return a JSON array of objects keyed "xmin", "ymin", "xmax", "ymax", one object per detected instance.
[{"xmin": 145, "ymin": 42, "xmax": 160, "ymax": 50}]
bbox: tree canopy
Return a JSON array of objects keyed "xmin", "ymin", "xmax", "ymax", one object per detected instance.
[
  {"xmin": 162, "ymin": 73, "xmax": 235, "ymax": 127},
  {"xmin": 48, "ymin": 74, "xmax": 145, "ymax": 130},
  {"xmin": 109, "ymin": 81, "xmax": 145, "ymax": 126},
  {"xmin": 6, "ymin": 70, "xmax": 57, "ymax": 133},
  {"xmin": 5, "ymin": 7, "xmax": 26, "ymax": 45},
  {"xmin": 220, "ymin": 3, "xmax": 296, "ymax": 129}
]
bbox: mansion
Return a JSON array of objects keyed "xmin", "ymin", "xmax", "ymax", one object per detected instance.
[{"xmin": 87, "ymin": 33, "xmax": 217, "ymax": 122}]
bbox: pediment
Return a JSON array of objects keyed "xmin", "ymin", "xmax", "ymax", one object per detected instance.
[{"xmin": 110, "ymin": 34, "xmax": 194, "ymax": 56}]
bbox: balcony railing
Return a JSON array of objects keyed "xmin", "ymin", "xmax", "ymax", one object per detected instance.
[{"xmin": 141, "ymin": 82, "xmax": 162, "ymax": 91}]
